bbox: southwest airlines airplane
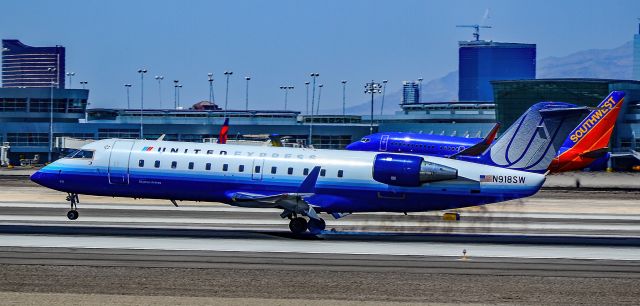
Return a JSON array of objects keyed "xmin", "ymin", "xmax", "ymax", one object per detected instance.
[
  {"xmin": 346, "ymin": 91, "xmax": 625, "ymax": 172},
  {"xmin": 31, "ymin": 102, "xmax": 587, "ymax": 234}
]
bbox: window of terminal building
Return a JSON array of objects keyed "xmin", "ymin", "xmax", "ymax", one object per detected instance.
[
  {"xmin": 154, "ymin": 160, "xmax": 160, "ymax": 168},
  {"xmin": 171, "ymin": 161, "xmax": 177, "ymax": 169},
  {"xmin": 0, "ymin": 98, "xmax": 27, "ymax": 112},
  {"xmin": 7, "ymin": 133, "xmax": 48, "ymax": 146},
  {"xmin": 188, "ymin": 162, "xmax": 194, "ymax": 170}
]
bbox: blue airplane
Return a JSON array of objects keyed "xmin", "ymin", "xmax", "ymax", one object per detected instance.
[
  {"xmin": 346, "ymin": 123, "xmax": 500, "ymax": 158},
  {"xmin": 30, "ymin": 102, "xmax": 587, "ymax": 234},
  {"xmin": 347, "ymin": 91, "xmax": 626, "ymax": 172}
]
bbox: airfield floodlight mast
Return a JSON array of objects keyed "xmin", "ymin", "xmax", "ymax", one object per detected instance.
[
  {"xmin": 417, "ymin": 77, "xmax": 423, "ymax": 103},
  {"xmin": 341, "ymin": 80, "xmax": 347, "ymax": 116},
  {"xmin": 308, "ymin": 73, "xmax": 319, "ymax": 146},
  {"xmin": 304, "ymin": 81, "xmax": 310, "ymax": 115},
  {"xmin": 223, "ymin": 71, "xmax": 233, "ymax": 118},
  {"xmin": 47, "ymin": 67, "xmax": 57, "ymax": 162},
  {"xmin": 124, "ymin": 84, "xmax": 132, "ymax": 109},
  {"xmin": 137, "ymin": 68, "xmax": 147, "ymax": 139},
  {"xmin": 316, "ymin": 84, "xmax": 323, "ymax": 116},
  {"xmin": 79, "ymin": 81, "xmax": 88, "ymax": 89},
  {"xmin": 65, "ymin": 72, "xmax": 75, "ymax": 88},
  {"xmin": 245, "ymin": 76, "xmax": 251, "ymax": 111},
  {"xmin": 280, "ymin": 85, "xmax": 294, "ymax": 110},
  {"xmin": 208, "ymin": 73, "xmax": 215, "ymax": 104},
  {"xmin": 380, "ymin": 80, "xmax": 388, "ymax": 117},
  {"xmin": 365, "ymin": 81, "xmax": 383, "ymax": 135},
  {"xmin": 177, "ymin": 84, "xmax": 183, "ymax": 107},
  {"xmin": 154, "ymin": 75, "xmax": 164, "ymax": 108},
  {"xmin": 173, "ymin": 80, "xmax": 179, "ymax": 109}
]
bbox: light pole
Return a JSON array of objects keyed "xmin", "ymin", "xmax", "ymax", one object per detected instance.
[
  {"xmin": 365, "ymin": 80, "xmax": 383, "ymax": 135},
  {"xmin": 124, "ymin": 84, "xmax": 132, "ymax": 109},
  {"xmin": 308, "ymin": 73, "xmax": 319, "ymax": 145},
  {"xmin": 177, "ymin": 84, "xmax": 183, "ymax": 108},
  {"xmin": 380, "ymin": 79, "xmax": 388, "ymax": 116},
  {"xmin": 47, "ymin": 67, "xmax": 56, "ymax": 162},
  {"xmin": 79, "ymin": 81, "xmax": 88, "ymax": 89},
  {"xmin": 173, "ymin": 80, "xmax": 179, "ymax": 109},
  {"xmin": 208, "ymin": 73, "xmax": 215, "ymax": 104},
  {"xmin": 341, "ymin": 80, "xmax": 347, "ymax": 116},
  {"xmin": 316, "ymin": 84, "xmax": 323, "ymax": 116},
  {"xmin": 137, "ymin": 68, "xmax": 147, "ymax": 139},
  {"xmin": 245, "ymin": 76, "xmax": 251, "ymax": 111},
  {"xmin": 417, "ymin": 77, "xmax": 423, "ymax": 103},
  {"xmin": 223, "ymin": 71, "xmax": 233, "ymax": 117},
  {"xmin": 155, "ymin": 75, "xmax": 164, "ymax": 108},
  {"xmin": 280, "ymin": 86, "xmax": 294, "ymax": 110},
  {"xmin": 304, "ymin": 81, "xmax": 310, "ymax": 115},
  {"xmin": 66, "ymin": 72, "xmax": 75, "ymax": 88}
]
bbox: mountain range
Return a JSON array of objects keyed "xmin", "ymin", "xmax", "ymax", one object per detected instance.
[{"xmin": 328, "ymin": 41, "xmax": 634, "ymax": 115}]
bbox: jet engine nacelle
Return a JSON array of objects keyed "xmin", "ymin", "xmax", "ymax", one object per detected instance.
[{"xmin": 372, "ymin": 153, "xmax": 458, "ymax": 187}]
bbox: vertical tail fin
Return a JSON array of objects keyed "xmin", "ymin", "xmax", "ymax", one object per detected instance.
[
  {"xmin": 560, "ymin": 91, "xmax": 625, "ymax": 152},
  {"xmin": 474, "ymin": 102, "xmax": 589, "ymax": 173},
  {"xmin": 217, "ymin": 118, "xmax": 229, "ymax": 144}
]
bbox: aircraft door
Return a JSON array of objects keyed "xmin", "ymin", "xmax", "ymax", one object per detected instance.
[
  {"xmin": 108, "ymin": 140, "xmax": 135, "ymax": 184},
  {"xmin": 251, "ymin": 158, "xmax": 264, "ymax": 180},
  {"xmin": 380, "ymin": 135, "xmax": 389, "ymax": 151}
]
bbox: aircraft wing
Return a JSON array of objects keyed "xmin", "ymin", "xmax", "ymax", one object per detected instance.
[
  {"xmin": 225, "ymin": 166, "xmax": 322, "ymax": 219},
  {"xmin": 450, "ymin": 122, "xmax": 500, "ymax": 158}
]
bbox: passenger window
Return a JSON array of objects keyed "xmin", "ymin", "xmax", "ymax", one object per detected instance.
[
  {"xmin": 303, "ymin": 168, "xmax": 309, "ymax": 175},
  {"xmin": 320, "ymin": 169, "xmax": 326, "ymax": 177},
  {"xmin": 171, "ymin": 161, "xmax": 177, "ymax": 169},
  {"xmin": 271, "ymin": 166, "xmax": 277, "ymax": 174},
  {"xmin": 154, "ymin": 160, "xmax": 160, "ymax": 168},
  {"xmin": 205, "ymin": 163, "xmax": 211, "ymax": 170},
  {"xmin": 239, "ymin": 165, "xmax": 245, "ymax": 172},
  {"xmin": 338, "ymin": 170, "xmax": 343, "ymax": 178},
  {"xmin": 188, "ymin": 162, "xmax": 194, "ymax": 170},
  {"xmin": 223, "ymin": 164, "xmax": 229, "ymax": 171},
  {"xmin": 255, "ymin": 166, "xmax": 261, "ymax": 173},
  {"xmin": 287, "ymin": 167, "xmax": 293, "ymax": 175},
  {"xmin": 138, "ymin": 160, "xmax": 144, "ymax": 167}
]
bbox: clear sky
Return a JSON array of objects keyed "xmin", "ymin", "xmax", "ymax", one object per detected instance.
[{"xmin": 1, "ymin": 0, "xmax": 639, "ymax": 112}]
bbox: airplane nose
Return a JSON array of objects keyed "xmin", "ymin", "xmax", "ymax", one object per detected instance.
[{"xmin": 30, "ymin": 170, "xmax": 44, "ymax": 185}]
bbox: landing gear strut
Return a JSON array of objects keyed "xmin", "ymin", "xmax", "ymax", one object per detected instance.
[{"xmin": 65, "ymin": 193, "xmax": 79, "ymax": 220}]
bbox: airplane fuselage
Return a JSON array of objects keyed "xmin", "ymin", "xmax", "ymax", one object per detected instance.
[{"xmin": 31, "ymin": 139, "xmax": 545, "ymax": 213}]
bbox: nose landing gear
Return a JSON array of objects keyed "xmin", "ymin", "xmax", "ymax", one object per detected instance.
[{"xmin": 65, "ymin": 193, "xmax": 79, "ymax": 220}]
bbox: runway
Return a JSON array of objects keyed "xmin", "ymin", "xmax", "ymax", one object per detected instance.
[{"xmin": 1, "ymin": 181, "xmax": 640, "ymax": 304}]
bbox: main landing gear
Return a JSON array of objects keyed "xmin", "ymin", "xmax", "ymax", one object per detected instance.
[
  {"xmin": 66, "ymin": 193, "xmax": 79, "ymax": 220},
  {"xmin": 288, "ymin": 215, "xmax": 326, "ymax": 234}
]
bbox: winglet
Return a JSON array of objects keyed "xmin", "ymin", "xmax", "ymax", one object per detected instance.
[
  {"xmin": 297, "ymin": 166, "xmax": 321, "ymax": 193},
  {"xmin": 217, "ymin": 118, "xmax": 229, "ymax": 144}
]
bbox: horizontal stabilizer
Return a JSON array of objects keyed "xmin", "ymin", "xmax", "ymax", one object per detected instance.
[{"xmin": 580, "ymin": 147, "xmax": 609, "ymax": 159}]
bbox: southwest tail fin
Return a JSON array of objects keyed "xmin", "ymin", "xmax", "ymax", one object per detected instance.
[
  {"xmin": 469, "ymin": 102, "xmax": 589, "ymax": 173},
  {"xmin": 560, "ymin": 91, "xmax": 625, "ymax": 153},
  {"xmin": 217, "ymin": 118, "xmax": 229, "ymax": 144}
]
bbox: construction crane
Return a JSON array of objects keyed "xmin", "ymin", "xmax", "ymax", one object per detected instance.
[{"xmin": 456, "ymin": 24, "xmax": 492, "ymax": 41}]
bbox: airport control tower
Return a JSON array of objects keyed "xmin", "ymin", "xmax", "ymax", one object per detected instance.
[{"xmin": 457, "ymin": 25, "xmax": 536, "ymax": 101}]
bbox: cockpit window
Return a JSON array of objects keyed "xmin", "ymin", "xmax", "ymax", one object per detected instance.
[
  {"xmin": 65, "ymin": 150, "xmax": 94, "ymax": 159},
  {"xmin": 360, "ymin": 138, "xmax": 371, "ymax": 143}
]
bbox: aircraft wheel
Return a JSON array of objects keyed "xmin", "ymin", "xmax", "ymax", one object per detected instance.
[
  {"xmin": 289, "ymin": 217, "xmax": 308, "ymax": 234},
  {"xmin": 307, "ymin": 218, "xmax": 326, "ymax": 234},
  {"xmin": 67, "ymin": 210, "xmax": 79, "ymax": 220}
]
